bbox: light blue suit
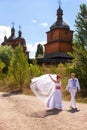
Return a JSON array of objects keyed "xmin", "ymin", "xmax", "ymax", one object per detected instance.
[{"xmin": 66, "ymin": 78, "xmax": 80, "ymax": 108}]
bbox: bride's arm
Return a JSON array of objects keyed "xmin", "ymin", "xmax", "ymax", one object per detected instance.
[{"xmin": 49, "ymin": 74, "xmax": 56, "ymax": 83}]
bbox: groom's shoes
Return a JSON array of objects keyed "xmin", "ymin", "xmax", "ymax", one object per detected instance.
[
  {"xmin": 70, "ymin": 106, "xmax": 74, "ymax": 109},
  {"xmin": 70, "ymin": 106, "xmax": 78, "ymax": 110},
  {"xmin": 74, "ymin": 107, "xmax": 77, "ymax": 110}
]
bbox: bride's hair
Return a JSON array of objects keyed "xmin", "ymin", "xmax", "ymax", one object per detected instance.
[{"xmin": 56, "ymin": 74, "xmax": 61, "ymax": 79}]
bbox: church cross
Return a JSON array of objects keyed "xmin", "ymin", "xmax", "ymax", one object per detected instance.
[
  {"xmin": 19, "ymin": 25, "xmax": 21, "ymax": 30},
  {"xmin": 12, "ymin": 22, "xmax": 15, "ymax": 27},
  {"xmin": 58, "ymin": 0, "xmax": 62, "ymax": 7}
]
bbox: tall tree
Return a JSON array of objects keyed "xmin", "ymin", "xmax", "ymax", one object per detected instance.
[
  {"xmin": 8, "ymin": 45, "xmax": 29, "ymax": 91},
  {"xmin": 70, "ymin": 4, "xmax": 87, "ymax": 96},
  {"xmin": 75, "ymin": 4, "xmax": 87, "ymax": 49},
  {"xmin": 35, "ymin": 44, "xmax": 44, "ymax": 58}
]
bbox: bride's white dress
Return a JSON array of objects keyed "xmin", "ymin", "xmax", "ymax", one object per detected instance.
[
  {"xmin": 46, "ymin": 82, "xmax": 62, "ymax": 109},
  {"xmin": 30, "ymin": 74, "xmax": 62, "ymax": 109}
]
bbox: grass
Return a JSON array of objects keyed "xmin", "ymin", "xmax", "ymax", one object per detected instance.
[
  {"xmin": 0, "ymin": 85, "xmax": 87, "ymax": 103},
  {"xmin": 0, "ymin": 64, "xmax": 87, "ymax": 103}
]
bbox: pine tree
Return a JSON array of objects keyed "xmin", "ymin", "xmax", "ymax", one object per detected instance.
[
  {"xmin": 71, "ymin": 4, "xmax": 87, "ymax": 96},
  {"xmin": 75, "ymin": 4, "xmax": 87, "ymax": 49},
  {"xmin": 35, "ymin": 44, "xmax": 44, "ymax": 58}
]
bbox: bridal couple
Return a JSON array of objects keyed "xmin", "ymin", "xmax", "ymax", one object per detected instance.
[{"xmin": 30, "ymin": 73, "xmax": 80, "ymax": 110}]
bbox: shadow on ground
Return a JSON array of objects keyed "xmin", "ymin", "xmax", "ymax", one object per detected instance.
[
  {"xmin": 30, "ymin": 108, "xmax": 62, "ymax": 118},
  {"xmin": 67, "ymin": 108, "xmax": 80, "ymax": 113},
  {"xmin": 1, "ymin": 90, "xmax": 22, "ymax": 97}
]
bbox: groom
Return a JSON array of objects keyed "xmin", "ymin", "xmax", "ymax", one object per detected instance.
[{"xmin": 66, "ymin": 73, "xmax": 80, "ymax": 109}]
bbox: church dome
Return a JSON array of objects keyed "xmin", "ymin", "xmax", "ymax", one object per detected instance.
[
  {"xmin": 50, "ymin": 6, "xmax": 70, "ymax": 30},
  {"xmin": 50, "ymin": 20, "xmax": 70, "ymax": 30},
  {"xmin": 57, "ymin": 6, "xmax": 63, "ymax": 14},
  {"xmin": 15, "ymin": 29, "xmax": 26, "ymax": 46}
]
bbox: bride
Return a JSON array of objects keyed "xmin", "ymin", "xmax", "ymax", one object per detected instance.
[{"xmin": 30, "ymin": 74, "xmax": 63, "ymax": 110}]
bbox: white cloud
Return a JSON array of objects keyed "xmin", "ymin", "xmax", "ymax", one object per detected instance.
[
  {"xmin": 41, "ymin": 22, "xmax": 48, "ymax": 27},
  {"xmin": 32, "ymin": 20, "xmax": 37, "ymax": 23},
  {"xmin": 0, "ymin": 26, "xmax": 10, "ymax": 44},
  {"xmin": 26, "ymin": 41, "xmax": 46, "ymax": 58}
]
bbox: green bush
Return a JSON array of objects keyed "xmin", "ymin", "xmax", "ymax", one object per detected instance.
[
  {"xmin": 8, "ymin": 45, "xmax": 30, "ymax": 91},
  {"xmin": 29, "ymin": 60, "xmax": 42, "ymax": 78}
]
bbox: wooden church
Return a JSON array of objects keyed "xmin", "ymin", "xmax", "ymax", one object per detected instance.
[
  {"xmin": 1, "ymin": 3, "xmax": 74, "ymax": 64},
  {"xmin": 37, "ymin": 5, "xmax": 74, "ymax": 64},
  {"xmin": 1, "ymin": 25, "xmax": 29, "ymax": 58}
]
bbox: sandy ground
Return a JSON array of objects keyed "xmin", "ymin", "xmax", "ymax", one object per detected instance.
[{"xmin": 0, "ymin": 92, "xmax": 87, "ymax": 130}]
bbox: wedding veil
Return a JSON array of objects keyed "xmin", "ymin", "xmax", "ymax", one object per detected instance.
[{"xmin": 30, "ymin": 74, "xmax": 56, "ymax": 102}]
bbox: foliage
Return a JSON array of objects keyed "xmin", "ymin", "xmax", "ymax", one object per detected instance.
[
  {"xmin": 70, "ymin": 46, "xmax": 87, "ymax": 88},
  {"xmin": 0, "ymin": 59, "xmax": 5, "ymax": 72},
  {"xmin": 65, "ymin": 62, "xmax": 74, "ymax": 75},
  {"xmin": 35, "ymin": 43, "xmax": 44, "ymax": 58},
  {"xmin": 0, "ymin": 59, "xmax": 6, "ymax": 81},
  {"xmin": 29, "ymin": 60, "xmax": 42, "ymax": 78},
  {"xmin": 74, "ymin": 4, "xmax": 87, "ymax": 49},
  {"xmin": 68, "ymin": 4, "xmax": 87, "ymax": 97},
  {"xmin": 0, "ymin": 46, "xmax": 14, "ymax": 72},
  {"xmin": 8, "ymin": 45, "xmax": 30, "ymax": 90}
]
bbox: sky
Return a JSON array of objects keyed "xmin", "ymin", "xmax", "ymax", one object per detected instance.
[{"xmin": 0, "ymin": 0, "xmax": 87, "ymax": 58}]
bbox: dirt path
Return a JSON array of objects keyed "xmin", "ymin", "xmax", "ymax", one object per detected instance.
[{"xmin": 0, "ymin": 92, "xmax": 87, "ymax": 130}]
